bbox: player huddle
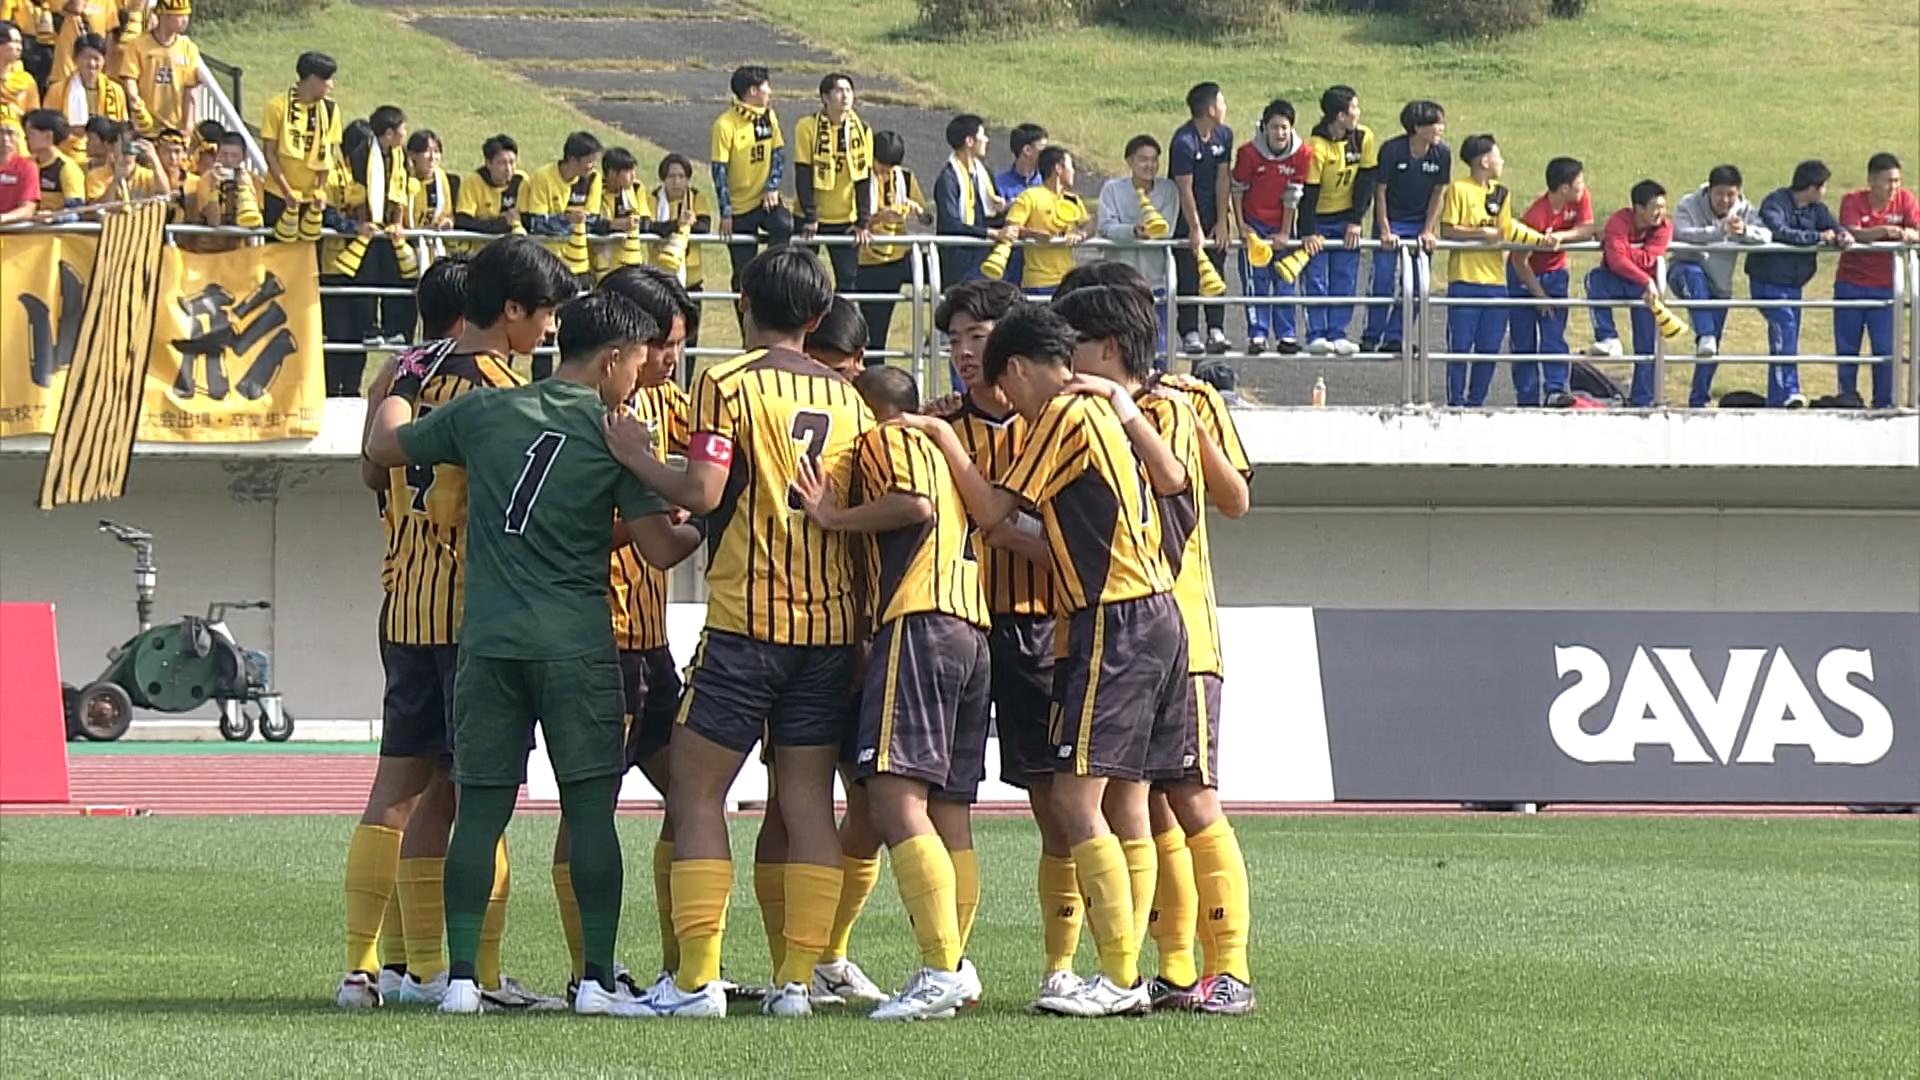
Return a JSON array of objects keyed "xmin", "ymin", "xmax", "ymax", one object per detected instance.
[{"xmin": 347, "ymin": 232, "xmax": 1255, "ymax": 1021}]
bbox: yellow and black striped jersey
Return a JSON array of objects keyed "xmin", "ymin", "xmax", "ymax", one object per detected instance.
[
  {"xmin": 609, "ymin": 381, "xmax": 691, "ymax": 652},
  {"xmin": 935, "ymin": 395, "xmax": 1051, "ymax": 618},
  {"xmin": 1139, "ymin": 389, "xmax": 1220, "ymax": 676},
  {"xmin": 382, "ymin": 345, "xmax": 522, "ymax": 645},
  {"xmin": 855, "ymin": 425, "xmax": 988, "ymax": 629},
  {"xmin": 692, "ymin": 347, "xmax": 874, "ymax": 645}
]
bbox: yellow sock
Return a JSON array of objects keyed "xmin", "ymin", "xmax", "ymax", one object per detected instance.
[
  {"xmin": 344, "ymin": 824, "xmax": 402, "ymax": 975},
  {"xmin": 1188, "ymin": 819, "xmax": 1252, "ymax": 983},
  {"xmin": 671, "ymin": 859, "xmax": 733, "ymax": 991},
  {"xmin": 653, "ymin": 840, "xmax": 679, "ymax": 974},
  {"xmin": 774, "ymin": 862, "xmax": 844, "ymax": 988},
  {"xmin": 822, "ymin": 855, "xmax": 881, "ymax": 962},
  {"xmin": 1038, "ymin": 854, "xmax": 1084, "ymax": 974},
  {"xmin": 552, "ymin": 862, "xmax": 584, "ymax": 980},
  {"xmin": 477, "ymin": 837, "xmax": 510, "ymax": 988},
  {"xmin": 753, "ymin": 860, "xmax": 786, "ymax": 979},
  {"xmin": 378, "ymin": 882, "xmax": 408, "ymax": 971},
  {"xmin": 950, "ymin": 847, "xmax": 981, "ymax": 954},
  {"xmin": 891, "ymin": 834, "xmax": 960, "ymax": 972},
  {"xmin": 1071, "ymin": 836, "xmax": 1139, "ymax": 987},
  {"xmin": 1149, "ymin": 828, "xmax": 1200, "ymax": 987},
  {"xmin": 1121, "ymin": 837, "xmax": 1157, "ymax": 950},
  {"xmin": 397, "ymin": 856, "xmax": 446, "ymax": 980}
]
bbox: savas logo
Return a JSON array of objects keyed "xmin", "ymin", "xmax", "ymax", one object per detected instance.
[{"xmin": 1549, "ymin": 646, "xmax": 1894, "ymax": 766}]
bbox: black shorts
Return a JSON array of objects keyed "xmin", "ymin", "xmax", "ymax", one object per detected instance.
[
  {"xmin": 380, "ymin": 641, "xmax": 457, "ymax": 762},
  {"xmin": 1049, "ymin": 595, "xmax": 1188, "ymax": 781},
  {"xmin": 989, "ymin": 614, "xmax": 1057, "ymax": 789},
  {"xmin": 851, "ymin": 614, "xmax": 991, "ymax": 801},
  {"xmin": 676, "ymin": 630, "xmax": 854, "ymax": 754},
  {"xmin": 1151, "ymin": 672, "xmax": 1223, "ymax": 787},
  {"xmin": 621, "ymin": 646, "xmax": 684, "ymax": 770}
]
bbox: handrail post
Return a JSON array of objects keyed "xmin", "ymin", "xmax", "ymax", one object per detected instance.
[
  {"xmin": 909, "ymin": 238, "xmax": 926, "ymax": 390},
  {"xmin": 1163, "ymin": 242, "xmax": 1179, "ymax": 370},
  {"xmin": 1651, "ymin": 254, "xmax": 1668, "ymax": 408},
  {"xmin": 1398, "ymin": 243, "xmax": 1414, "ymax": 404},
  {"xmin": 1416, "ymin": 250, "xmax": 1434, "ymax": 405},
  {"xmin": 1909, "ymin": 249, "xmax": 1920, "ymax": 410}
]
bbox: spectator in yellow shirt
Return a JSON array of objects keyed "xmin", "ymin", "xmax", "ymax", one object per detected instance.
[
  {"xmin": 793, "ymin": 72, "xmax": 873, "ymax": 292},
  {"xmin": 55, "ymin": 32, "xmax": 135, "ymax": 154},
  {"xmin": 111, "ymin": 0, "xmax": 197, "ymax": 138},
  {"xmin": 259, "ymin": 51, "xmax": 340, "ymax": 226},
  {"xmin": 452, "ymin": 133, "xmax": 524, "ymax": 242},
  {"xmin": 47, "ymin": 0, "xmax": 116, "ymax": 88},
  {"xmin": 2, "ymin": 23, "xmax": 40, "ymax": 137},
  {"xmin": 591, "ymin": 144, "xmax": 644, "ymax": 278},
  {"xmin": 709, "ymin": 64, "xmax": 791, "ymax": 297},
  {"xmin": 80, "ymin": 115, "xmax": 169, "ymax": 206},
  {"xmin": 996, "ymin": 145, "xmax": 1088, "ymax": 296},
  {"xmin": 21, "ymin": 107, "xmax": 81, "ymax": 215},
  {"xmin": 521, "ymin": 128, "xmax": 603, "ymax": 288},
  {"xmin": 1437, "ymin": 133, "xmax": 1555, "ymax": 407},
  {"xmin": 646, "ymin": 152, "xmax": 712, "ymax": 354},
  {"xmin": 854, "ymin": 129, "xmax": 929, "ymax": 353}
]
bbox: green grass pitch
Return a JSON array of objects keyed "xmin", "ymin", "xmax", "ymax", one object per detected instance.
[{"xmin": 2, "ymin": 814, "xmax": 1915, "ymax": 1077}]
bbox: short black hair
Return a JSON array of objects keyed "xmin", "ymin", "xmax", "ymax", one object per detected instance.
[
  {"xmin": 1037, "ymin": 145, "xmax": 1069, "ymax": 181},
  {"xmin": 1124, "ymin": 134, "xmax": 1160, "ymax": 159},
  {"xmin": 405, "ymin": 129, "xmax": 441, "ymax": 156},
  {"xmin": 415, "ymin": 254, "xmax": 471, "ymax": 340},
  {"xmin": 464, "ymin": 235, "xmax": 579, "ymax": 329},
  {"xmin": 1054, "ymin": 260, "xmax": 1154, "ymax": 302},
  {"xmin": 946, "ymin": 113, "xmax": 984, "ymax": 151},
  {"xmin": 562, "ymin": 131, "xmax": 602, "ymax": 163},
  {"xmin": 369, "ymin": 105, "xmax": 406, "ymax": 138},
  {"xmin": 1460, "ymin": 134, "xmax": 1497, "ymax": 168},
  {"xmin": 295, "ymin": 51, "xmax": 337, "ymax": 82},
  {"xmin": 603, "ymin": 147, "xmax": 638, "ymax": 175},
  {"xmin": 1790, "ymin": 160, "xmax": 1831, "ymax": 192},
  {"xmin": 934, "ymin": 278, "xmax": 1023, "ymax": 334},
  {"xmin": 730, "ymin": 65, "xmax": 770, "ymax": 101},
  {"xmin": 1053, "ymin": 284, "xmax": 1159, "ymax": 379},
  {"xmin": 1630, "ymin": 179, "xmax": 1666, "ymax": 208},
  {"xmin": 1260, "ymin": 99, "xmax": 1296, "ymax": 128},
  {"xmin": 481, "ymin": 134, "xmax": 518, "ymax": 164},
  {"xmin": 872, "ymin": 130, "xmax": 906, "ymax": 167},
  {"xmin": 22, "ymin": 109, "xmax": 68, "ymax": 141},
  {"xmin": 982, "ymin": 303, "xmax": 1074, "ymax": 384},
  {"xmin": 1186, "ymin": 82, "xmax": 1221, "ymax": 118},
  {"xmin": 1319, "ymin": 85, "xmax": 1357, "ymax": 123},
  {"xmin": 83, "ymin": 116, "xmax": 124, "ymax": 144},
  {"xmin": 741, "ymin": 247, "xmax": 834, "ymax": 335},
  {"xmin": 1706, "ymin": 164, "xmax": 1743, "ymax": 189},
  {"xmin": 1400, "ymin": 99, "xmax": 1444, "ymax": 135},
  {"xmin": 557, "ymin": 290, "xmax": 657, "ymax": 365},
  {"xmin": 658, "ymin": 152, "xmax": 693, "ymax": 181},
  {"xmin": 1009, "ymin": 123, "xmax": 1047, "ymax": 158},
  {"xmin": 196, "ymin": 119, "xmax": 227, "ymax": 145},
  {"xmin": 599, "ymin": 265, "xmax": 699, "ymax": 343},
  {"xmin": 818, "ymin": 72, "xmax": 853, "ymax": 98},
  {"xmin": 806, "ymin": 296, "xmax": 868, "ymax": 360},
  {"xmin": 1868, "ymin": 152, "xmax": 1902, "ymax": 176},
  {"xmin": 1546, "ymin": 156, "xmax": 1583, "ymax": 190},
  {"xmin": 855, "ymin": 365, "xmax": 918, "ymax": 417},
  {"xmin": 74, "ymin": 32, "xmax": 107, "ymax": 57},
  {"xmin": 217, "ymin": 132, "xmax": 247, "ymax": 151}
]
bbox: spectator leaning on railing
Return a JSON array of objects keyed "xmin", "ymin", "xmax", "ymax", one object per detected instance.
[
  {"xmin": 993, "ymin": 121, "xmax": 1047, "ymax": 287},
  {"xmin": 1231, "ymin": 100, "xmax": 1310, "ymax": 357},
  {"xmin": 21, "ymin": 108, "xmax": 77, "ymax": 217},
  {"xmin": 993, "ymin": 143, "xmax": 1086, "ymax": 299},
  {"xmin": 793, "ymin": 72, "xmax": 874, "ymax": 294},
  {"xmin": 80, "ymin": 115, "xmax": 168, "ymax": 206},
  {"xmin": 452, "ymin": 133, "xmax": 525, "ymax": 245},
  {"xmin": 1834, "ymin": 153, "xmax": 1918, "ymax": 410},
  {"xmin": 1747, "ymin": 160, "xmax": 1853, "ymax": 409},
  {"xmin": 1100, "ymin": 133, "xmax": 1180, "ymax": 352},
  {"xmin": 1585, "ymin": 179, "xmax": 1672, "ymax": 407},
  {"xmin": 932, "ymin": 112, "xmax": 1000, "ymax": 287},
  {"xmin": 855, "ymin": 129, "xmax": 930, "ymax": 356},
  {"xmin": 1364, "ymin": 99, "xmax": 1448, "ymax": 354},
  {"xmin": 1438, "ymin": 133, "xmax": 1554, "ymax": 408},
  {"xmin": 1298, "ymin": 85, "xmax": 1377, "ymax": 358},
  {"xmin": 1668, "ymin": 164, "xmax": 1769, "ymax": 407},
  {"xmin": 709, "ymin": 64, "xmax": 790, "ymax": 298},
  {"xmin": 1506, "ymin": 156, "xmax": 1594, "ymax": 406},
  {"xmin": 1169, "ymin": 80, "xmax": 1234, "ymax": 359},
  {"xmin": 260, "ymin": 51, "xmax": 342, "ymax": 244}
]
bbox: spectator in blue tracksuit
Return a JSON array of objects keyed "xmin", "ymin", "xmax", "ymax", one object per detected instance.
[
  {"xmin": 1298, "ymin": 85, "xmax": 1378, "ymax": 357},
  {"xmin": 1746, "ymin": 161, "xmax": 1854, "ymax": 407},
  {"xmin": 992, "ymin": 122, "xmax": 1047, "ymax": 290},
  {"xmin": 1669, "ymin": 164, "xmax": 1771, "ymax": 407},
  {"xmin": 933, "ymin": 113, "xmax": 1001, "ymax": 290},
  {"xmin": 1362, "ymin": 100, "xmax": 1449, "ymax": 353}
]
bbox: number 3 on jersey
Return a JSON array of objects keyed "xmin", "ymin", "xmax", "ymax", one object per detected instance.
[
  {"xmin": 505, "ymin": 431, "xmax": 567, "ymax": 534},
  {"xmin": 786, "ymin": 409, "xmax": 831, "ymax": 512}
]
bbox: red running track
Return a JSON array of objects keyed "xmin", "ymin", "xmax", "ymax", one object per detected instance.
[{"xmin": 0, "ymin": 754, "xmax": 1858, "ymax": 817}]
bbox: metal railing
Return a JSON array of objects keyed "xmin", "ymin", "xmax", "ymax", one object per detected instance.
[{"xmin": 4, "ymin": 219, "xmax": 1913, "ymax": 409}]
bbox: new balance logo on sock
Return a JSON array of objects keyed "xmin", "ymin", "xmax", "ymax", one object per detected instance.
[
  {"xmin": 1056, "ymin": 906, "xmax": 1077, "ymax": 919},
  {"xmin": 1208, "ymin": 908, "xmax": 1225, "ymax": 921}
]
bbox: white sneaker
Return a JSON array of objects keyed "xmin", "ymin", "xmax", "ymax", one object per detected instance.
[
  {"xmin": 335, "ymin": 972, "xmax": 382, "ymax": 1009},
  {"xmin": 1331, "ymin": 338, "xmax": 1360, "ymax": 357},
  {"xmin": 812, "ymin": 958, "xmax": 887, "ymax": 1005},
  {"xmin": 957, "ymin": 958, "xmax": 982, "ymax": 1007},
  {"xmin": 394, "ymin": 970, "xmax": 448, "ymax": 1005},
  {"xmin": 483, "ymin": 975, "xmax": 568, "ymax": 1012},
  {"xmin": 438, "ymin": 977, "xmax": 484, "ymax": 1015},
  {"xmin": 376, "ymin": 969, "xmax": 406, "ymax": 1001},
  {"xmin": 573, "ymin": 976, "xmax": 655, "ymax": 1018},
  {"xmin": 762, "ymin": 980, "xmax": 814, "ymax": 1017},
  {"xmin": 1033, "ymin": 973, "xmax": 1151, "ymax": 1018},
  {"xmin": 1696, "ymin": 335, "xmax": 1718, "ymax": 358},
  {"xmin": 1306, "ymin": 337, "xmax": 1335, "ymax": 356},
  {"xmin": 1587, "ymin": 338, "xmax": 1623, "ymax": 358},
  {"xmin": 1028, "ymin": 970, "xmax": 1085, "ymax": 1013},
  {"xmin": 1783, "ymin": 393, "xmax": 1809, "ymax": 409},
  {"xmin": 871, "ymin": 967, "xmax": 969, "ymax": 1022},
  {"xmin": 640, "ymin": 972, "xmax": 727, "ymax": 1018}
]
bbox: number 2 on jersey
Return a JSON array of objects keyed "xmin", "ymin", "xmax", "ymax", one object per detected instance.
[
  {"xmin": 504, "ymin": 431, "xmax": 567, "ymax": 535},
  {"xmin": 786, "ymin": 409, "xmax": 832, "ymax": 512}
]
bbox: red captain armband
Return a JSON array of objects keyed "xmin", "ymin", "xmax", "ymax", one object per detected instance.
[{"xmin": 688, "ymin": 432, "xmax": 735, "ymax": 467}]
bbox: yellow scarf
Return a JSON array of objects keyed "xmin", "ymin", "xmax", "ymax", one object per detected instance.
[
  {"xmin": 811, "ymin": 109, "xmax": 870, "ymax": 191},
  {"xmin": 64, "ymin": 74, "xmax": 124, "ymax": 130},
  {"xmin": 946, "ymin": 152, "xmax": 994, "ymax": 227},
  {"xmin": 280, "ymin": 89, "xmax": 339, "ymax": 174},
  {"xmin": 653, "ymin": 185, "xmax": 693, "ymax": 226},
  {"xmin": 732, "ymin": 100, "xmax": 774, "ymax": 142}
]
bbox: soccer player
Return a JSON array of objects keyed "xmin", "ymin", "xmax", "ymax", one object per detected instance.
[
  {"xmin": 997, "ymin": 145, "xmax": 1089, "ymax": 298},
  {"xmin": 360, "ymin": 237, "xmax": 579, "ymax": 1009},
  {"xmin": 452, "ymin": 134, "xmax": 526, "ymax": 240},
  {"xmin": 603, "ymin": 247, "xmax": 875, "ymax": 1020},
  {"xmin": 855, "ymin": 130, "xmax": 930, "ymax": 355},
  {"xmin": 1438, "ymin": 134, "xmax": 1555, "ymax": 407},
  {"xmin": 110, "ymin": 0, "xmax": 196, "ymax": 138},
  {"xmin": 1585, "ymin": 179, "xmax": 1673, "ymax": 407},
  {"xmin": 1169, "ymin": 82, "xmax": 1234, "ymax": 357},
  {"xmin": 259, "ymin": 51, "xmax": 340, "ymax": 237},
  {"xmin": 1231, "ymin": 101, "xmax": 1311, "ymax": 355},
  {"xmin": 712, "ymin": 65, "xmax": 793, "ymax": 299},
  {"xmin": 805, "ymin": 294, "xmax": 869, "ymax": 378},
  {"xmin": 1298, "ymin": 86, "xmax": 1377, "ymax": 357},
  {"xmin": 1835, "ymin": 153, "xmax": 1918, "ymax": 409},
  {"xmin": 794, "ymin": 73, "xmax": 873, "ymax": 294},
  {"xmin": 933, "ymin": 113, "xmax": 1002, "ymax": 288},
  {"xmin": 369, "ymin": 284, "xmax": 698, "ymax": 1019},
  {"xmin": 993, "ymin": 122, "xmax": 1048, "ymax": 287},
  {"xmin": 1362, "ymin": 100, "xmax": 1448, "ymax": 354},
  {"xmin": 1749, "ymin": 161, "xmax": 1853, "ymax": 409},
  {"xmin": 903, "ymin": 304, "xmax": 1187, "ymax": 1018},
  {"xmin": 1508, "ymin": 156, "xmax": 1595, "ymax": 406},
  {"xmin": 1669, "ymin": 164, "xmax": 1769, "ymax": 407},
  {"xmin": 521, "ymin": 130, "xmax": 604, "ymax": 296},
  {"xmin": 21, "ymin": 109, "xmax": 82, "ymax": 217}
]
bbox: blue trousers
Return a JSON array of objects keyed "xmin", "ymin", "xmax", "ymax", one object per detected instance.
[
  {"xmin": 1445, "ymin": 282, "xmax": 1508, "ymax": 407},
  {"xmin": 1835, "ymin": 281, "xmax": 1895, "ymax": 408},
  {"xmin": 1586, "ymin": 265, "xmax": 1658, "ymax": 406},
  {"xmin": 1240, "ymin": 219, "xmax": 1297, "ymax": 343},
  {"xmin": 1751, "ymin": 280, "xmax": 1803, "ymax": 406},
  {"xmin": 1302, "ymin": 220, "xmax": 1359, "ymax": 342},
  {"xmin": 1667, "ymin": 262, "xmax": 1727, "ymax": 408},
  {"xmin": 1506, "ymin": 267, "xmax": 1570, "ymax": 406},
  {"xmin": 1362, "ymin": 218, "xmax": 1427, "ymax": 344}
]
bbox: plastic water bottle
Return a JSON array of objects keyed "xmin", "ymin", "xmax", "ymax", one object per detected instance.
[{"xmin": 1311, "ymin": 374, "xmax": 1327, "ymax": 408}]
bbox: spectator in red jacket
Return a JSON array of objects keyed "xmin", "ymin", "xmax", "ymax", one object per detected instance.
[
  {"xmin": 1585, "ymin": 179, "xmax": 1671, "ymax": 406},
  {"xmin": 0, "ymin": 120, "xmax": 39, "ymax": 222},
  {"xmin": 1834, "ymin": 152, "xmax": 1919, "ymax": 409}
]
